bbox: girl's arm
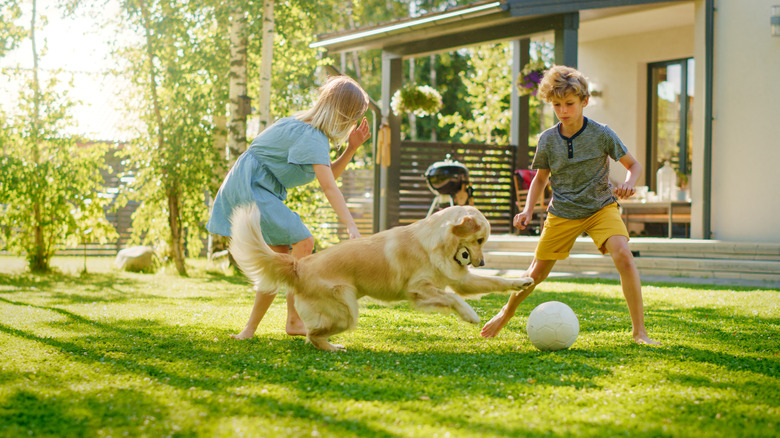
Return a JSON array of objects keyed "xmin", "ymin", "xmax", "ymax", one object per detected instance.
[
  {"xmin": 331, "ymin": 117, "xmax": 370, "ymax": 179},
  {"xmin": 614, "ymin": 152, "xmax": 642, "ymax": 199},
  {"xmin": 313, "ymin": 163, "xmax": 360, "ymax": 239}
]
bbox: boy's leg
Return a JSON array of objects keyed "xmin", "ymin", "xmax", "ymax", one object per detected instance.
[
  {"xmin": 480, "ymin": 258, "xmax": 556, "ymax": 337},
  {"xmin": 603, "ymin": 235, "xmax": 660, "ymax": 345}
]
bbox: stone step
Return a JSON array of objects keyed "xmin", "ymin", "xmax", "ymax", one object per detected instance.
[{"xmin": 483, "ymin": 235, "xmax": 780, "ymax": 285}]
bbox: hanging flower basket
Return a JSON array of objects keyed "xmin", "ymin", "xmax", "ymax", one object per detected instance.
[
  {"xmin": 390, "ymin": 84, "xmax": 443, "ymax": 117},
  {"xmin": 516, "ymin": 60, "xmax": 547, "ymax": 97}
]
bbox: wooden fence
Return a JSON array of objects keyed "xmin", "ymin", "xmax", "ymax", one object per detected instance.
[
  {"xmin": 47, "ymin": 141, "xmax": 517, "ymax": 256},
  {"xmin": 395, "ymin": 141, "xmax": 516, "ymax": 234}
]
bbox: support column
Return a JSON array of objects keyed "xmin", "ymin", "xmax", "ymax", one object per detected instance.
[
  {"xmin": 379, "ymin": 52, "xmax": 402, "ymax": 231},
  {"xmin": 511, "ymin": 38, "xmax": 531, "ymax": 170},
  {"xmin": 554, "ymin": 12, "xmax": 579, "ymax": 67}
]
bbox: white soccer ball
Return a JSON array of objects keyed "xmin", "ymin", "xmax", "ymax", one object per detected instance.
[{"xmin": 526, "ymin": 301, "xmax": 579, "ymax": 351}]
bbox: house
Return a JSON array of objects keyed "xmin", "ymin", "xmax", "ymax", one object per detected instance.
[{"xmin": 311, "ymin": 0, "xmax": 780, "ymax": 244}]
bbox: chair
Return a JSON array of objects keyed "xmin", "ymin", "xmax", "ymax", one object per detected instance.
[{"xmin": 513, "ymin": 170, "xmax": 551, "ymax": 235}]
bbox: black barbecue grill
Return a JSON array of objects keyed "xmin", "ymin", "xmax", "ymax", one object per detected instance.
[{"xmin": 424, "ymin": 155, "xmax": 470, "ymax": 216}]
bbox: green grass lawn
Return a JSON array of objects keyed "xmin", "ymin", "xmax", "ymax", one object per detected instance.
[{"xmin": 1, "ymin": 256, "xmax": 778, "ymax": 437}]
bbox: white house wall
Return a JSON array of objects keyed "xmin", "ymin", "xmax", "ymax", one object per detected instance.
[
  {"xmin": 703, "ymin": 0, "xmax": 780, "ymax": 242},
  {"xmin": 577, "ymin": 14, "xmax": 694, "ymax": 235},
  {"xmin": 577, "ymin": 0, "xmax": 780, "ymax": 242},
  {"xmin": 578, "ymin": 24, "xmax": 694, "ymax": 187}
]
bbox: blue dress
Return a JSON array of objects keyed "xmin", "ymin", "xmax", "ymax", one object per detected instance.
[{"xmin": 207, "ymin": 117, "xmax": 331, "ymax": 246}]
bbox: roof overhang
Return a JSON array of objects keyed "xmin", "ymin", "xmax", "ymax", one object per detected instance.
[{"xmin": 310, "ymin": 0, "xmax": 688, "ymax": 57}]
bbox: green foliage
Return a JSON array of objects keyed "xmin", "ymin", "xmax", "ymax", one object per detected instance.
[
  {"xmin": 116, "ymin": 0, "xmax": 226, "ymax": 262},
  {"xmin": 0, "ymin": 0, "xmax": 25, "ymax": 58},
  {"xmin": 1, "ymin": 256, "xmax": 779, "ymax": 437},
  {"xmin": 0, "ymin": 73, "xmax": 117, "ymax": 272},
  {"xmin": 439, "ymin": 43, "xmax": 512, "ymax": 145},
  {"xmin": 391, "ymin": 83, "xmax": 443, "ymax": 117}
]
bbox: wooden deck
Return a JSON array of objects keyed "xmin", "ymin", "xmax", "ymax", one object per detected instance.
[{"xmin": 481, "ymin": 235, "xmax": 780, "ymax": 288}]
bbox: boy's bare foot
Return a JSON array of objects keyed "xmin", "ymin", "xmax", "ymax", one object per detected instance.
[
  {"xmin": 634, "ymin": 332, "xmax": 661, "ymax": 345},
  {"xmin": 480, "ymin": 306, "xmax": 514, "ymax": 338},
  {"xmin": 286, "ymin": 319, "xmax": 307, "ymax": 337}
]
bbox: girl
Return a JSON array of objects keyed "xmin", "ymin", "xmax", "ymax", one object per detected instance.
[{"xmin": 207, "ymin": 75, "xmax": 371, "ymax": 340}]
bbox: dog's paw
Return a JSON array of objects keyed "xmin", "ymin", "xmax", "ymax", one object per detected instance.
[
  {"xmin": 325, "ymin": 343, "xmax": 346, "ymax": 352},
  {"xmin": 309, "ymin": 336, "xmax": 346, "ymax": 352},
  {"xmin": 458, "ymin": 306, "xmax": 481, "ymax": 324},
  {"xmin": 513, "ymin": 277, "xmax": 534, "ymax": 289}
]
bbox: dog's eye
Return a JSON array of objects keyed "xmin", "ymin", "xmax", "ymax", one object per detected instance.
[{"xmin": 477, "ymin": 238, "xmax": 484, "ymax": 244}]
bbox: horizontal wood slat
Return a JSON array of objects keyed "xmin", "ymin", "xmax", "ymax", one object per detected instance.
[{"xmin": 395, "ymin": 141, "xmax": 516, "ymax": 234}]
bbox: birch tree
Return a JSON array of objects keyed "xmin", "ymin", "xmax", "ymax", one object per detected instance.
[
  {"xmin": 118, "ymin": 0, "xmax": 223, "ymax": 275},
  {"xmin": 256, "ymin": 0, "xmax": 274, "ymax": 133},
  {"xmin": 226, "ymin": 6, "xmax": 248, "ymax": 160}
]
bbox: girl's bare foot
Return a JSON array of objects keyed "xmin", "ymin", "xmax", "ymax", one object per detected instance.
[
  {"xmin": 286, "ymin": 318, "xmax": 307, "ymax": 336},
  {"xmin": 480, "ymin": 307, "xmax": 513, "ymax": 338},
  {"xmin": 230, "ymin": 330, "xmax": 254, "ymax": 340}
]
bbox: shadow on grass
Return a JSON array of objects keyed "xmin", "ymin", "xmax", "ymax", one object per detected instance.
[{"xmin": 1, "ymin": 278, "xmax": 778, "ymax": 437}]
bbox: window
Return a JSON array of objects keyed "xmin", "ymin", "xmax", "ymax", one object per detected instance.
[{"xmin": 646, "ymin": 58, "xmax": 694, "ymax": 192}]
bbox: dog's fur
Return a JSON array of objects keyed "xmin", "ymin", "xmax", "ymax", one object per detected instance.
[{"xmin": 229, "ymin": 204, "xmax": 533, "ymax": 351}]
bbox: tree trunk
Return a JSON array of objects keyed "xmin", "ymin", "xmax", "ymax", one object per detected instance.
[
  {"xmin": 257, "ymin": 0, "xmax": 274, "ymax": 133},
  {"xmin": 29, "ymin": 0, "xmax": 47, "ymax": 272},
  {"xmin": 167, "ymin": 183, "xmax": 187, "ymax": 275},
  {"xmin": 139, "ymin": 0, "xmax": 187, "ymax": 275},
  {"xmin": 226, "ymin": 8, "xmax": 248, "ymax": 161},
  {"xmin": 344, "ymin": 1, "xmax": 361, "ymax": 82}
]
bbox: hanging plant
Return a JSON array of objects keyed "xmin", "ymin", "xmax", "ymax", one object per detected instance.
[
  {"xmin": 516, "ymin": 59, "xmax": 547, "ymax": 97},
  {"xmin": 390, "ymin": 84, "xmax": 443, "ymax": 117}
]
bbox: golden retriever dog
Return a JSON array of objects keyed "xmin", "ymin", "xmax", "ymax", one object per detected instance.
[{"xmin": 229, "ymin": 204, "xmax": 533, "ymax": 351}]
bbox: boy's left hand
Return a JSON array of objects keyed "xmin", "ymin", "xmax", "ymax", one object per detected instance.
[
  {"xmin": 613, "ymin": 184, "xmax": 636, "ymax": 199},
  {"xmin": 348, "ymin": 117, "xmax": 370, "ymax": 149}
]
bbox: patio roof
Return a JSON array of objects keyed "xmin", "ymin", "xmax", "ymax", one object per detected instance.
[{"xmin": 311, "ymin": 0, "xmax": 687, "ymax": 57}]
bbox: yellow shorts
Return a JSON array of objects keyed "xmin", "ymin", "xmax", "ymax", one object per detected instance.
[{"xmin": 535, "ymin": 203, "xmax": 629, "ymax": 260}]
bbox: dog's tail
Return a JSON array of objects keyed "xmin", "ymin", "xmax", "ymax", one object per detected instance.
[{"xmin": 229, "ymin": 204, "xmax": 297, "ymax": 293}]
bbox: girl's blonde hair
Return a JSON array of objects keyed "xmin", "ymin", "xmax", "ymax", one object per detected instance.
[
  {"xmin": 538, "ymin": 65, "xmax": 590, "ymax": 102},
  {"xmin": 295, "ymin": 75, "xmax": 369, "ymax": 145}
]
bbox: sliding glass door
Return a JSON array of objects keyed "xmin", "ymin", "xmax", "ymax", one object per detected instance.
[{"xmin": 646, "ymin": 58, "xmax": 694, "ymax": 192}]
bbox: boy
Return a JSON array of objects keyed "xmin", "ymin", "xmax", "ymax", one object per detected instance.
[{"xmin": 481, "ymin": 65, "xmax": 659, "ymax": 345}]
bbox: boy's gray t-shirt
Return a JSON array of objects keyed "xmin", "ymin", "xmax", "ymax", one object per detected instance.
[{"xmin": 532, "ymin": 118, "xmax": 627, "ymax": 219}]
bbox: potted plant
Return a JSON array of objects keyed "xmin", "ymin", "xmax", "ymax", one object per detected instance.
[
  {"xmin": 390, "ymin": 84, "xmax": 443, "ymax": 117},
  {"xmin": 516, "ymin": 59, "xmax": 547, "ymax": 97}
]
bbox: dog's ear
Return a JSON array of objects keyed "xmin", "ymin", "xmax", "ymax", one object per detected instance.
[{"xmin": 452, "ymin": 215, "xmax": 481, "ymax": 237}]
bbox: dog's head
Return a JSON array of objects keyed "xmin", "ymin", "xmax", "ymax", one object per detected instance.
[{"xmin": 446, "ymin": 207, "xmax": 491, "ymax": 268}]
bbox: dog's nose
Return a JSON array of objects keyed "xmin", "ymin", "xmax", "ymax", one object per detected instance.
[{"xmin": 478, "ymin": 258, "xmax": 485, "ymax": 267}]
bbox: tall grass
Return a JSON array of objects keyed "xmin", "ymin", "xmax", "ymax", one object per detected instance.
[{"xmin": 1, "ymin": 256, "xmax": 778, "ymax": 437}]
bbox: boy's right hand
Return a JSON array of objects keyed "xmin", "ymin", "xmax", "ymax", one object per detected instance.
[{"xmin": 513, "ymin": 211, "xmax": 533, "ymax": 230}]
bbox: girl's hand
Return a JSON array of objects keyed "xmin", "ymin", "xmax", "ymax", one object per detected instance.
[
  {"xmin": 348, "ymin": 117, "xmax": 370, "ymax": 150},
  {"xmin": 347, "ymin": 224, "xmax": 361, "ymax": 239}
]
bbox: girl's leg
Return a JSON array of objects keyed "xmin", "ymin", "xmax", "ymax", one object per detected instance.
[
  {"xmin": 230, "ymin": 239, "xmax": 312, "ymax": 339},
  {"xmin": 285, "ymin": 237, "xmax": 314, "ymax": 336},
  {"xmin": 230, "ymin": 289, "xmax": 277, "ymax": 340},
  {"xmin": 603, "ymin": 235, "xmax": 660, "ymax": 345},
  {"xmin": 480, "ymin": 258, "xmax": 556, "ymax": 338}
]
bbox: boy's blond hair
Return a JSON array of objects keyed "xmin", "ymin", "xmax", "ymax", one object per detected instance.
[
  {"xmin": 538, "ymin": 65, "xmax": 590, "ymax": 102},
  {"xmin": 296, "ymin": 75, "xmax": 369, "ymax": 145}
]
